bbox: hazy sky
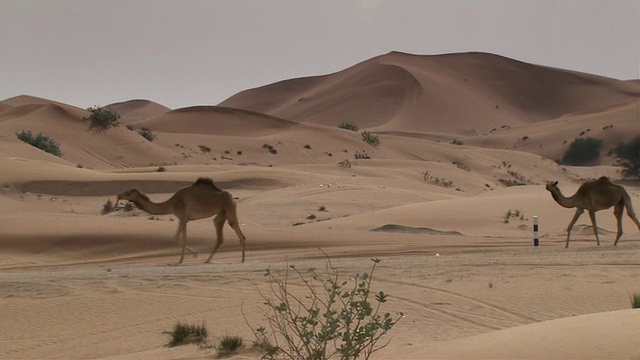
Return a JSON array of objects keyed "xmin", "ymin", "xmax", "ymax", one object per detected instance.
[{"xmin": 2, "ymin": 0, "xmax": 639, "ymax": 109}]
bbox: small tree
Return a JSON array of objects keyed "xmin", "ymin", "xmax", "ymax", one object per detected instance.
[
  {"xmin": 15, "ymin": 130, "xmax": 62, "ymax": 157},
  {"xmin": 562, "ymin": 137, "xmax": 602, "ymax": 165},
  {"xmin": 248, "ymin": 257, "xmax": 403, "ymax": 360},
  {"xmin": 614, "ymin": 136, "xmax": 640, "ymax": 179},
  {"xmin": 85, "ymin": 106, "xmax": 120, "ymax": 131}
]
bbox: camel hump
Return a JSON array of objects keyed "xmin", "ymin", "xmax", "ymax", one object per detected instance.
[
  {"xmin": 597, "ymin": 176, "xmax": 612, "ymax": 184},
  {"xmin": 194, "ymin": 177, "xmax": 222, "ymax": 191}
]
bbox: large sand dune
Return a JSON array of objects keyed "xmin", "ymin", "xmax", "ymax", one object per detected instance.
[{"xmin": 1, "ymin": 52, "xmax": 639, "ymax": 359}]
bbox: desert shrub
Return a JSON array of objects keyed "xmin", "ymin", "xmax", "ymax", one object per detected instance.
[
  {"xmin": 451, "ymin": 139, "xmax": 464, "ymax": 146},
  {"xmin": 354, "ymin": 151, "xmax": 371, "ymax": 159},
  {"xmin": 304, "ymin": 144, "xmax": 312, "ymax": 149},
  {"xmin": 562, "ymin": 137, "xmax": 603, "ymax": 165},
  {"xmin": 125, "ymin": 124, "xmax": 134, "ymax": 130},
  {"xmin": 16, "ymin": 130, "xmax": 62, "ymax": 157},
  {"xmin": 217, "ymin": 335, "xmax": 243, "ymax": 357},
  {"xmin": 198, "ymin": 145, "xmax": 211, "ymax": 153},
  {"xmin": 84, "ymin": 106, "xmax": 121, "ymax": 131},
  {"xmin": 361, "ymin": 131, "xmax": 379, "ymax": 147},
  {"xmin": 123, "ymin": 202, "xmax": 134, "ymax": 212},
  {"xmin": 101, "ymin": 199, "xmax": 114, "ymax": 215},
  {"xmin": 339, "ymin": 122, "xmax": 359, "ymax": 131},
  {"xmin": 157, "ymin": 166, "xmax": 166, "ymax": 172},
  {"xmin": 614, "ymin": 136, "xmax": 640, "ymax": 179},
  {"xmin": 165, "ymin": 322, "xmax": 208, "ymax": 347},
  {"xmin": 631, "ymin": 293, "xmax": 640, "ymax": 309},
  {"xmin": 248, "ymin": 257, "xmax": 403, "ymax": 360},
  {"xmin": 137, "ymin": 127, "xmax": 156, "ymax": 141}
]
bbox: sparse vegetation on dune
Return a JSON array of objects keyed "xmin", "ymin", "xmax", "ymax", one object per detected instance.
[
  {"xmin": 84, "ymin": 105, "xmax": 121, "ymax": 131},
  {"xmin": 15, "ymin": 130, "xmax": 62, "ymax": 157}
]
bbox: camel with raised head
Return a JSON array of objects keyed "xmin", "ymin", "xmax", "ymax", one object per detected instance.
[
  {"xmin": 117, "ymin": 177, "xmax": 246, "ymax": 264},
  {"xmin": 545, "ymin": 177, "xmax": 640, "ymax": 248}
]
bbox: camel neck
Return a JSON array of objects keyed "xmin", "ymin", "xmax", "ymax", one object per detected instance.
[
  {"xmin": 550, "ymin": 189, "xmax": 581, "ymax": 208},
  {"xmin": 133, "ymin": 198, "xmax": 173, "ymax": 215}
]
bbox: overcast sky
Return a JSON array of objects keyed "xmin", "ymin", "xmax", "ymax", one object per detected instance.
[{"xmin": 2, "ymin": 0, "xmax": 639, "ymax": 109}]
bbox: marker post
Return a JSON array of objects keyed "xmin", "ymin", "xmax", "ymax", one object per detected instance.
[{"xmin": 533, "ymin": 216, "xmax": 539, "ymax": 250}]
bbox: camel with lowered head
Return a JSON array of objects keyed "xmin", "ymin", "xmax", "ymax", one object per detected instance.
[
  {"xmin": 117, "ymin": 177, "xmax": 246, "ymax": 264},
  {"xmin": 545, "ymin": 176, "xmax": 640, "ymax": 248}
]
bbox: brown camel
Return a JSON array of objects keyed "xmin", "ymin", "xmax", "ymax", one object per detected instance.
[
  {"xmin": 117, "ymin": 177, "xmax": 246, "ymax": 264},
  {"xmin": 545, "ymin": 176, "xmax": 640, "ymax": 248}
]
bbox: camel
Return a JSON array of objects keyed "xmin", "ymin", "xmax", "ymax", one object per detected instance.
[
  {"xmin": 117, "ymin": 177, "xmax": 246, "ymax": 264},
  {"xmin": 545, "ymin": 177, "xmax": 640, "ymax": 248}
]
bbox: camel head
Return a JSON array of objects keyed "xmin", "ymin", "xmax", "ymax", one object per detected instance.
[
  {"xmin": 545, "ymin": 181, "xmax": 559, "ymax": 192},
  {"xmin": 116, "ymin": 188, "xmax": 144, "ymax": 206}
]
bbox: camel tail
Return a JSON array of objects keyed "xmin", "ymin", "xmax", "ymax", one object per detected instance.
[{"xmin": 194, "ymin": 177, "xmax": 222, "ymax": 191}]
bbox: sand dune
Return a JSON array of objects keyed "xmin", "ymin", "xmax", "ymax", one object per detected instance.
[
  {"xmin": 107, "ymin": 99, "xmax": 172, "ymax": 124},
  {"xmin": 1, "ymin": 51, "xmax": 639, "ymax": 359}
]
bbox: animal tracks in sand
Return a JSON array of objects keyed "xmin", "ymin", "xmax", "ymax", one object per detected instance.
[{"xmin": 377, "ymin": 277, "xmax": 537, "ymax": 331}]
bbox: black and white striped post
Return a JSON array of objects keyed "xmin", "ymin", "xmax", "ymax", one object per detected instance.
[{"xmin": 533, "ymin": 216, "xmax": 539, "ymax": 249}]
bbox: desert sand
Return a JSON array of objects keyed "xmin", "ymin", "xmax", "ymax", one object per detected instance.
[{"xmin": 1, "ymin": 52, "xmax": 639, "ymax": 359}]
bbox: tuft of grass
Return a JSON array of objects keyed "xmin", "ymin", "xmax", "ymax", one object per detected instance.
[
  {"xmin": 217, "ymin": 335, "xmax": 243, "ymax": 357},
  {"xmin": 157, "ymin": 166, "xmax": 166, "ymax": 172},
  {"xmin": 631, "ymin": 293, "xmax": 640, "ymax": 309},
  {"xmin": 165, "ymin": 322, "xmax": 208, "ymax": 347}
]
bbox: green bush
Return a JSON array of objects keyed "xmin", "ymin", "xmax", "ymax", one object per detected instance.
[
  {"xmin": 165, "ymin": 322, "xmax": 208, "ymax": 347},
  {"xmin": 137, "ymin": 127, "xmax": 156, "ymax": 141},
  {"xmin": 631, "ymin": 293, "xmax": 640, "ymax": 309},
  {"xmin": 85, "ymin": 106, "xmax": 120, "ymax": 131},
  {"xmin": 248, "ymin": 257, "xmax": 403, "ymax": 360},
  {"xmin": 361, "ymin": 131, "xmax": 380, "ymax": 147},
  {"xmin": 562, "ymin": 137, "xmax": 602, "ymax": 165},
  {"xmin": 614, "ymin": 136, "xmax": 640, "ymax": 179},
  {"xmin": 15, "ymin": 130, "xmax": 62, "ymax": 157},
  {"xmin": 339, "ymin": 122, "xmax": 359, "ymax": 131}
]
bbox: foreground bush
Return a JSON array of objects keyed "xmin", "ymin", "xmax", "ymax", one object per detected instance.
[
  {"xmin": 249, "ymin": 257, "xmax": 403, "ymax": 360},
  {"xmin": 85, "ymin": 106, "xmax": 120, "ymax": 131},
  {"xmin": 562, "ymin": 137, "xmax": 602, "ymax": 165},
  {"xmin": 15, "ymin": 130, "xmax": 62, "ymax": 157}
]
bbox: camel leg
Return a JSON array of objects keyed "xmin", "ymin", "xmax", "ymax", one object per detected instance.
[
  {"xmin": 587, "ymin": 210, "xmax": 600, "ymax": 246},
  {"xmin": 624, "ymin": 203, "xmax": 640, "ymax": 232},
  {"xmin": 226, "ymin": 213, "xmax": 246, "ymax": 263},
  {"xmin": 177, "ymin": 220, "xmax": 188, "ymax": 264},
  {"xmin": 206, "ymin": 213, "xmax": 226, "ymax": 263},
  {"xmin": 172, "ymin": 222, "xmax": 197, "ymax": 256},
  {"xmin": 566, "ymin": 208, "xmax": 584, "ymax": 248},
  {"xmin": 613, "ymin": 204, "xmax": 624, "ymax": 245}
]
